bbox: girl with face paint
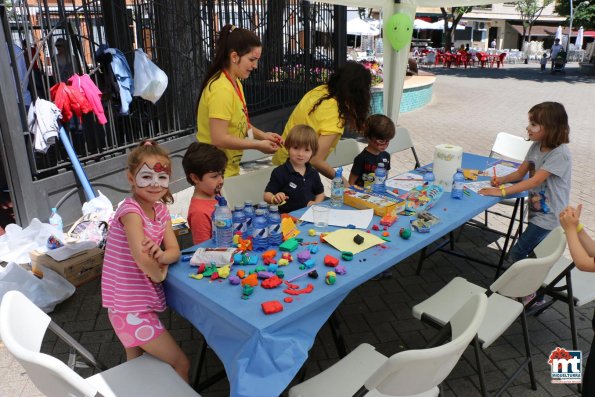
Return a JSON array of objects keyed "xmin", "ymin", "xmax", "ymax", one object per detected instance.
[{"xmin": 101, "ymin": 140, "xmax": 190, "ymax": 382}]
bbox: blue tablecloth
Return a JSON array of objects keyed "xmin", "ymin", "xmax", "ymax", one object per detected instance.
[{"xmin": 164, "ymin": 153, "xmax": 509, "ymax": 397}]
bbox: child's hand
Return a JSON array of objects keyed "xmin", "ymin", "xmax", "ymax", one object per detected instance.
[
  {"xmin": 272, "ymin": 192, "xmax": 288, "ymax": 205},
  {"xmin": 559, "ymin": 205, "xmax": 581, "ymax": 231},
  {"xmin": 478, "ymin": 187, "xmax": 501, "ymax": 196},
  {"xmin": 141, "ymin": 236, "xmax": 165, "ymax": 263},
  {"xmin": 490, "ymin": 176, "xmax": 503, "ymax": 187}
]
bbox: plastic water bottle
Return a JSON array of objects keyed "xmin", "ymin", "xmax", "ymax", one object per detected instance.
[
  {"xmin": 252, "ymin": 209, "xmax": 269, "ymax": 251},
  {"xmin": 232, "ymin": 205, "xmax": 247, "ymax": 238},
  {"xmin": 268, "ymin": 205, "xmax": 283, "ymax": 246},
  {"xmin": 243, "ymin": 200, "xmax": 255, "ymax": 238},
  {"xmin": 451, "ymin": 168, "xmax": 465, "ymax": 200},
  {"xmin": 48, "ymin": 207, "xmax": 63, "ymax": 232},
  {"xmin": 257, "ymin": 201, "xmax": 270, "ymax": 221},
  {"xmin": 423, "ymin": 170, "xmax": 435, "ymax": 184},
  {"xmin": 213, "ymin": 196, "xmax": 233, "ymax": 247},
  {"xmin": 211, "ymin": 199, "xmax": 218, "ymax": 242},
  {"xmin": 372, "ymin": 163, "xmax": 386, "ymax": 194},
  {"xmin": 329, "ymin": 167, "xmax": 344, "ymax": 208}
]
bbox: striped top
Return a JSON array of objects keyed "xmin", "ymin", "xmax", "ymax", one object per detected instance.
[{"xmin": 101, "ymin": 198, "xmax": 169, "ymax": 313}]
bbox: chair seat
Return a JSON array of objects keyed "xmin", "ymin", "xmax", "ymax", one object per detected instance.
[
  {"xmin": 289, "ymin": 343, "xmax": 386, "ymax": 397},
  {"xmin": 543, "ymin": 256, "xmax": 595, "ymax": 306},
  {"xmin": 412, "ymin": 277, "xmax": 523, "ymax": 348},
  {"xmin": 86, "ymin": 354, "xmax": 199, "ymax": 397}
]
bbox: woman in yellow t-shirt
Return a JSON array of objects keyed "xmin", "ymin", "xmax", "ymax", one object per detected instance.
[
  {"xmin": 272, "ymin": 61, "xmax": 371, "ymax": 180},
  {"xmin": 196, "ymin": 24, "xmax": 282, "ymax": 177}
]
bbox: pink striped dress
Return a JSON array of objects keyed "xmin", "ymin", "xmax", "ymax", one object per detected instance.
[{"xmin": 102, "ymin": 198, "xmax": 169, "ymax": 313}]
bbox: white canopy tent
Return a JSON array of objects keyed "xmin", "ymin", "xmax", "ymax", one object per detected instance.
[
  {"xmin": 347, "ymin": 18, "xmax": 380, "ymax": 36},
  {"xmin": 575, "ymin": 26, "xmax": 584, "ymax": 49},
  {"xmin": 319, "ymin": 0, "xmax": 496, "ymax": 123},
  {"xmin": 414, "ymin": 18, "xmax": 434, "ymax": 30},
  {"xmin": 429, "ymin": 19, "xmax": 466, "ymax": 30}
]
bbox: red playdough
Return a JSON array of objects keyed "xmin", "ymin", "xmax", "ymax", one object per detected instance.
[
  {"xmin": 261, "ymin": 300, "xmax": 283, "ymax": 315},
  {"xmin": 261, "ymin": 276, "xmax": 282, "ymax": 289},
  {"xmin": 324, "ymin": 254, "xmax": 339, "ymax": 267},
  {"xmin": 283, "ymin": 283, "xmax": 314, "ymax": 295},
  {"xmin": 284, "ymin": 297, "xmax": 293, "ymax": 303}
]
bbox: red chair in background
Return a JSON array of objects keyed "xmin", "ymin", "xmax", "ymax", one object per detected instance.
[
  {"xmin": 476, "ymin": 52, "xmax": 488, "ymax": 68},
  {"xmin": 496, "ymin": 53, "xmax": 507, "ymax": 68}
]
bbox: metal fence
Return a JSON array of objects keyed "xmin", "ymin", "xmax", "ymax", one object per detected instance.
[{"xmin": 3, "ymin": 0, "xmax": 342, "ymax": 180}]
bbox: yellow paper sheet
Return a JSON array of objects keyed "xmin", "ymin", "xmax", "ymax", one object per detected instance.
[{"xmin": 322, "ymin": 229, "xmax": 385, "ymax": 255}]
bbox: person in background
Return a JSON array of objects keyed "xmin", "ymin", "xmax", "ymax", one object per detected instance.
[
  {"xmin": 264, "ymin": 125, "xmax": 325, "ymax": 214},
  {"xmin": 102, "ymin": 140, "xmax": 189, "ymax": 382},
  {"xmin": 479, "ymin": 102, "xmax": 571, "ymax": 266},
  {"xmin": 349, "ymin": 114, "xmax": 396, "ymax": 190},
  {"xmin": 559, "ymin": 204, "xmax": 595, "ymax": 396},
  {"xmin": 54, "ymin": 38, "xmax": 74, "ymax": 83},
  {"xmin": 196, "ymin": 24, "xmax": 282, "ymax": 177},
  {"xmin": 490, "ymin": 38, "xmax": 497, "ymax": 49},
  {"xmin": 182, "ymin": 142, "xmax": 227, "ymax": 245},
  {"xmin": 550, "ymin": 38, "xmax": 563, "ymax": 71},
  {"xmin": 540, "ymin": 52, "xmax": 548, "ymax": 72},
  {"xmin": 272, "ymin": 61, "xmax": 371, "ymax": 182}
]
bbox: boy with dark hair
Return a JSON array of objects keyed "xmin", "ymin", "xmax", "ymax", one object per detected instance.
[
  {"xmin": 348, "ymin": 114, "xmax": 396, "ymax": 189},
  {"xmin": 182, "ymin": 142, "xmax": 227, "ymax": 244}
]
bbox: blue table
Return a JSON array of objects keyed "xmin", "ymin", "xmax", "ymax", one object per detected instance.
[{"xmin": 164, "ymin": 153, "xmax": 511, "ymax": 397}]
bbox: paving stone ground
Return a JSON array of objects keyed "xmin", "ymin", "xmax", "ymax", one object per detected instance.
[{"xmin": 1, "ymin": 62, "xmax": 593, "ymax": 397}]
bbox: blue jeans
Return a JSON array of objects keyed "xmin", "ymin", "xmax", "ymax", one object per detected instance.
[{"xmin": 509, "ymin": 223, "xmax": 551, "ymax": 263}]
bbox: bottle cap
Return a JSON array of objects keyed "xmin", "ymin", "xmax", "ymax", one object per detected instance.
[
  {"xmin": 269, "ymin": 205, "xmax": 278, "ymax": 212},
  {"xmin": 258, "ymin": 201, "xmax": 268, "ymax": 208},
  {"xmin": 255, "ymin": 209, "xmax": 265, "ymax": 215},
  {"xmin": 216, "ymin": 196, "xmax": 228, "ymax": 206},
  {"xmin": 335, "ymin": 166, "xmax": 343, "ymax": 178},
  {"xmin": 244, "ymin": 200, "xmax": 253, "ymax": 205},
  {"xmin": 377, "ymin": 163, "xmax": 385, "ymax": 168},
  {"xmin": 51, "ymin": 207, "xmax": 57, "ymax": 212},
  {"xmin": 234, "ymin": 205, "xmax": 244, "ymax": 210}
]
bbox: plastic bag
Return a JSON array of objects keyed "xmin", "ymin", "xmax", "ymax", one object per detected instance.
[
  {"xmin": 0, "ymin": 262, "xmax": 75, "ymax": 313},
  {"xmin": 82, "ymin": 190, "xmax": 113, "ymax": 223},
  {"xmin": 133, "ymin": 49, "xmax": 168, "ymax": 103}
]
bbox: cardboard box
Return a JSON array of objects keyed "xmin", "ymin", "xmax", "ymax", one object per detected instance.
[
  {"xmin": 344, "ymin": 187, "xmax": 405, "ymax": 217},
  {"xmin": 30, "ymin": 247, "xmax": 104, "ymax": 287}
]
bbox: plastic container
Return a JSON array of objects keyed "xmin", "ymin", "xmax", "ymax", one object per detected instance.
[
  {"xmin": 243, "ymin": 200, "xmax": 255, "ymax": 238},
  {"xmin": 423, "ymin": 170, "xmax": 435, "ymax": 184},
  {"xmin": 211, "ymin": 200, "xmax": 218, "ymax": 242},
  {"xmin": 213, "ymin": 196, "xmax": 233, "ymax": 247},
  {"xmin": 372, "ymin": 163, "xmax": 386, "ymax": 194},
  {"xmin": 330, "ymin": 166, "xmax": 344, "ymax": 208},
  {"xmin": 252, "ymin": 209, "xmax": 269, "ymax": 251},
  {"xmin": 232, "ymin": 205, "xmax": 247, "ymax": 238},
  {"xmin": 48, "ymin": 207, "xmax": 63, "ymax": 232},
  {"xmin": 267, "ymin": 205, "xmax": 283, "ymax": 246},
  {"xmin": 257, "ymin": 201, "xmax": 270, "ymax": 221},
  {"xmin": 451, "ymin": 168, "xmax": 465, "ymax": 200}
]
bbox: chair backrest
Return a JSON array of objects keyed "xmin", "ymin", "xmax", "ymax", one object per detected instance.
[
  {"xmin": 326, "ymin": 138, "xmax": 362, "ymax": 169},
  {"xmin": 220, "ymin": 166, "xmax": 274, "ymax": 208},
  {"xmin": 386, "ymin": 127, "xmax": 421, "ymax": 168},
  {"xmin": 490, "ymin": 132, "xmax": 533, "ymax": 162},
  {"xmin": 364, "ymin": 294, "xmax": 487, "ymax": 396},
  {"xmin": 490, "ymin": 227, "xmax": 566, "ymax": 298},
  {"xmin": 0, "ymin": 290, "xmax": 98, "ymax": 397}
]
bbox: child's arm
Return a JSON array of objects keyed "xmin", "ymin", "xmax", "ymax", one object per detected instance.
[
  {"xmin": 348, "ymin": 171, "xmax": 358, "ymax": 186},
  {"xmin": 264, "ymin": 169, "xmax": 287, "ymax": 205},
  {"xmin": 348, "ymin": 152, "xmax": 365, "ymax": 186},
  {"xmin": 121, "ymin": 213, "xmax": 174, "ymax": 283},
  {"xmin": 480, "ymin": 162, "xmax": 545, "ymax": 197},
  {"xmin": 560, "ymin": 205, "xmax": 595, "ymax": 272},
  {"xmin": 307, "ymin": 192, "xmax": 326, "ymax": 206},
  {"xmin": 492, "ymin": 161, "xmax": 530, "ymax": 185}
]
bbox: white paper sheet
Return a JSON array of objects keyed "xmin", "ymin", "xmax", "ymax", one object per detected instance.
[
  {"xmin": 385, "ymin": 172, "xmax": 425, "ymax": 192},
  {"xmin": 482, "ymin": 163, "xmax": 518, "ymax": 178},
  {"xmin": 299, "ymin": 208, "xmax": 373, "ymax": 229},
  {"xmin": 464, "ymin": 181, "xmax": 512, "ymax": 193}
]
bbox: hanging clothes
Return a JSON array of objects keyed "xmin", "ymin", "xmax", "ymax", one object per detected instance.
[
  {"xmin": 27, "ymin": 98, "xmax": 62, "ymax": 153},
  {"xmin": 97, "ymin": 46, "xmax": 134, "ymax": 115},
  {"xmin": 94, "ymin": 46, "xmax": 121, "ymax": 110},
  {"xmin": 68, "ymin": 74, "xmax": 108, "ymax": 125},
  {"xmin": 8, "ymin": 44, "xmax": 31, "ymax": 107},
  {"xmin": 50, "ymin": 82, "xmax": 93, "ymax": 122}
]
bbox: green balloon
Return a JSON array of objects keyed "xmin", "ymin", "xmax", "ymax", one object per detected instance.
[{"xmin": 386, "ymin": 13, "xmax": 413, "ymax": 51}]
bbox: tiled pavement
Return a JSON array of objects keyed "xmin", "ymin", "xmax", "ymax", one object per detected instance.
[{"xmin": 1, "ymin": 63, "xmax": 593, "ymax": 397}]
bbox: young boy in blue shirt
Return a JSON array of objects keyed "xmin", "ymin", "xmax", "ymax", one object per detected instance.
[{"xmin": 264, "ymin": 125, "xmax": 325, "ymax": 213}]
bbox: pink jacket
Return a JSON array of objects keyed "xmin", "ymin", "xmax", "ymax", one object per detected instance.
[{"xmin": 67, "ymin": 74, "xmax": 108, "ymax": 125}]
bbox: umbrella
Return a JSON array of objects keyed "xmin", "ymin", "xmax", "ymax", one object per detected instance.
[
  {"xmin": 575, "ymin": 26, "xmax": 584, "ymax": 49},
  {"xmin": 414, "ymin": 19, "xmax": 433, "ymax": 30},
  {"xmin": 429, "ymin": 20, "xmax": 466, "ymax": 30},
  {"xmin": 555, "ymin": 25, "xmax": 563, "ymax": 41},
  {"xmin": 347, "ymin": 18, "xmax": 380, "ymax": 36}
]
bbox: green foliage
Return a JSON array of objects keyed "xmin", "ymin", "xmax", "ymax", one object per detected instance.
[
  {"xmin": 516, "ymin": 0, "xmax": 554, "ymax": 28},
  {"xmin": 555, "ymin": 0, "xmax": 595, "ymax": 29}
]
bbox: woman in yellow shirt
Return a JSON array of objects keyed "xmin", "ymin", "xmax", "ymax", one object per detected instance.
[
  {"xmin": 196, "ymin": 24, "xmax": 282, "ymax": 177},
  {"xmin": 272, "ymin": 61, "xmax": 371, "ymax": 180}
]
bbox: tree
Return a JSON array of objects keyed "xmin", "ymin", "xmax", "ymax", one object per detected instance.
[
  {"xmin": 515, "ymin": 0, "xmax": 554, "ymax": 43},
  {"xmin": 439, "ymin": 7, "xmax": 472, "ymax": 50},
  {"xmin": 555, "ymin": 0, "xmax": 595, "ymax": 29}
]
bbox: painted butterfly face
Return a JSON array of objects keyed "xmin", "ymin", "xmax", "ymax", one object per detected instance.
[{"xmin": 135, "ymin": 162, "xmax": 170, "ymax": 188}]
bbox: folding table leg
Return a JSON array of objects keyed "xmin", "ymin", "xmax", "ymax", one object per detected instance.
[
  {"xmin": 329, "ymin": 312, "xmax": 347, "ymax": 358},
  {"xmin": 494, "ymin": 198, "xmax": 520, "ymax": 280}
]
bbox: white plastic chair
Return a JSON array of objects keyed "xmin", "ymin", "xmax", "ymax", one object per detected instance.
[
  {"xmin": 412, "ymin": 227, "xmax": 566, "ymax": 396},
  {"xmin": 220, "ymin": 166, "xmax": 274, "ymax": 208},
  {"xmin": 289, "ymin": 294, "xmax": 487, "ymax": 397},
  {"xmin": 0, "ymin": 290, "xmax": 200, "ymax": 397},
  {"xmin": 326, "ymin": 138, "xmax": 362, "ymax": 169},
  {"xmin": 386, "ymin": 127, "xmax": 421, "ymax": 168}
]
